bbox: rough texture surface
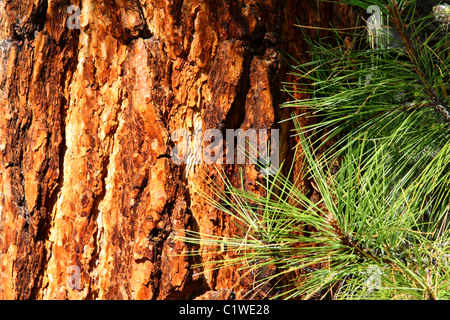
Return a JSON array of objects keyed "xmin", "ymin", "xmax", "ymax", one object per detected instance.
[{"xmin": 0, "ymin": 0, "xmax": 356, "ymax": 299}]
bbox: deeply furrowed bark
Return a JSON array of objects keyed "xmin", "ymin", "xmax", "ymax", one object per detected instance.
[{"xmin": 0, "ymin": 0, "xmax": 356, "ymax": 300}]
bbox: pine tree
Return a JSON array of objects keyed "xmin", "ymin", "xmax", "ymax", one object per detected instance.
[{"xmin": 177, "ymin": 0, "xmax": 449, "ymax": 299}]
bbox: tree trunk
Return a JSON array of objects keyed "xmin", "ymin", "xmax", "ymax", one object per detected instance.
[{"xmin": 0, "ymin": 0, "xmax": 356, "ymax": 300}]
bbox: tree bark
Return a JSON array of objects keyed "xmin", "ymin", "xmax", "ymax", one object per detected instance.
[{"xmin": 0, "ymin": 0, "xmax": 356, "ymax": 299}]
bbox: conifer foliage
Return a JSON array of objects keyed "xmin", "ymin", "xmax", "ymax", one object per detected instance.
[{"xmin": 176, "ymin": 0, "xmax": 449, "ymax": 299}]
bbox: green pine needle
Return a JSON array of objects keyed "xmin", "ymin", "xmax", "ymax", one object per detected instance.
[{"xmin": 173, "ymin": 0, "xmax": 449, "ymax": 300}]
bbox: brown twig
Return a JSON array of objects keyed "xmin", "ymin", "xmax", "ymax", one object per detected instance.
[{"xmin": 388, "ymin": 1, "xmax": 437, "ymax": 99}]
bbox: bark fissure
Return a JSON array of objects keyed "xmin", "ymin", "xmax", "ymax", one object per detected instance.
[
  {"xmin": 0, "ymin": 0, "xmax": 357, "ymax": 300},
  {"xmin": 30, "ymin": 26, "xmax": 81, "ymax": 298},
  {"xmin": 85, "ymin": 162, "xmax": 105, "ymax": 300}
]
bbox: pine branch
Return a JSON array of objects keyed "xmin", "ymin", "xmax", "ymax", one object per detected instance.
[
  {"xmin": 388, "ymin": 1, "xmax": 436, "ymax": 99},
  {"xmin": 177, "ymin": 0, "xmax": 450, "ymax": 300}
]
